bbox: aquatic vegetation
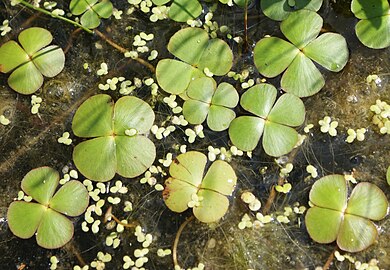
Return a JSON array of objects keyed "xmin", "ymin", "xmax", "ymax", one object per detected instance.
[
  {"xmin": 305, "ymin": 175, "xmax": 389, "ymax": 252},
  {"xmin": 261, "ymin": 0, "xmax": 323, "ymax": 21},
  {"xmin": 151, "ymin": 0, "xmax": 202, "ymax": 22},
  {"xmin": 70, "ymin": 0, "xmax": 113, "ymax": 29},
  {"xmin": 7, "ymin": 167, "xmax": 89, "ymax": 249},
  {"xmin": 156, "ymin": 27, "xmax": 233, "ymax": 95},
  {"xmin": 254, "ymin": 10, "xmax": 349, "ymax": 97},
  {"xmin": 0, "ymin": 27, "xmax": 65, "ymax": 94},
  {"xmin": 387, "ymin": 166, "xmax": 390, "ymax": 186},
  {"xmin": 72, "ymin": 94, "xmax": 156, "ymax": 182},
  {"xmin": 229, "ymin": 83, "xmax": 305, "ymax": 157},
  {"xmin": 163, "ymin": 151, "xmax": 237, "ymax": 223},
  {"xmin": 351, "ymin": 0, "xmax": 390, "ymax": 49},
  {"xmin": 182, "ymin": 77, "xmax": 239, "ymax": 131}
]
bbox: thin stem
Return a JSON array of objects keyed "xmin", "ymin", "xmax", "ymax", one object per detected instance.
[
  {"xmin": 323, "ymin": 247, "xmax": 337, "ymax": 270},
  {"xmin": 110, "ymin": 214, "xmax": 138, "ymax": 228},
  {"xmin": 262, "ymin": 177, "xmax": 285, "ymax": 215},
  {"xmin": 173, "ymin": 216, "xmax": 195, "ymax": 268},
  {"xmin": 243, "ymin": 0, "xmax": 248, "ymax": 52},
  {"xmin": 18, "ymin": 0, "xmax": 93, "ymax": 34}
]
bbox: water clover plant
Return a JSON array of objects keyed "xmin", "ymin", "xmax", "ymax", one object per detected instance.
[
  {"xmin": 305, "ymin": 175, "xmax": 389, "ymax": 252},
  {"xmin": 261, "ymin": 0, "xmax": 323, "ymax": 21},
  {"xmin": 0, "ymin": 27, "xmax": 65, "ymax": 94},
  {"xmin": 70, "ymin": 0, "xmax": 113, "ymax": 29},
  {"xmin": 156, "ymin": 27, "xmax": 233, "ymax": 95},
  {"xmin": 163, "ymin": 151, "xmax": 237, "ymax": 223},
  {"xmin": 253, "ymin": 10, "xmax": 349, "ymax": 97},
  {"xmin": 151, "ymin": 0, "xmax": 202, "ymax": 22},
  {"xmin": 387, "ymin": 165, "xmax": 390, "ymax": 186},
  {"xmin": 7, "ymin": 167, "xmax": 89, "ymax": 249},
  {"xmin": 72, "ymin": 94, "xmax": 156, "ymax": 182},
  {"xmin": 183, "ymin": 77, "xmax": 239, "ymax": 131},
  {"xmin": 229, "ymin": 83, "xmax": 305, "ymax": 157},
  {"xmin": 351, "ymin": 0, "xmax": 390, "ymax": 49}
]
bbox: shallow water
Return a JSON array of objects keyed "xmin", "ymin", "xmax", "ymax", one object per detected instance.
[{"xmin": 0, "ymin": 0, "xmax": 389, "ymax": 269}]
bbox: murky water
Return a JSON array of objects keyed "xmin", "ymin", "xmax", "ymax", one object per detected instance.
[{"xmin": 0, "ymin": 0, "xmax": 389, "ymax": 269}]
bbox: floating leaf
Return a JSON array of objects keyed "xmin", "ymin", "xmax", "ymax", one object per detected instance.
[
  {"xmin": 72, "ymin": 94, "xmax": 156, "ymax": 182},
  {"xmin": 7, "ymin": 167, "xmax": 89, "ymax": 249},
  {"xmin": 157, "ymin": 28, "xmax": 233, "ymax": 95},
  {"xmin": 163, "ymin": 151, "xmax": 237, "ymax": 223},
  {"xmin": 69, "ymin": 0, "xmax": 113, "ymax": 29},
  {"xmin": 229, "ymin": 84, "xmax": 305, "ymax": 156},
  {"xmin": 261, "ymin": 0, "xmax": 323, "ymax": 21},
  {"xmin": 253, "ymin": 10, "xmax": 348, "ymax": 97},
  {"xmin": 305, "ymin": 174, "xmax": 388, "ymax": 252},
  {"xmin": 183, "ymin": 77, "xmax": 238, "ymax": 131},
  {"xmin": 387, "ymin": 166, "xmax": 390, "ymax": 186},
  {"xmin": 0, "ymin": 27, "xmax": 65, "ymax": 94},
  {"xmin": 351, "ymin": 0, "xmax": 390, "ymax": 49}
]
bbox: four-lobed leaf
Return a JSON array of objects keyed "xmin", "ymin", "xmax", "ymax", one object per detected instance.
[
  {"xmin": 70, "ymin": 0, "xmax": 113, "ymax": 29},
  {"xmin": 163, "ymin": 151, "xmax": 237, "ymax": 223},
  {"xmin": 156, "ymin": 27, "xmax": 233, "ymax": 95},
  {"xmin": 351, "ymin": 0, "xmax": 390, "ymax": 49},
  {"xmin": 183, "ymin": 77, "xmax": 239, "ymax": 131},
  {"xmin": 254, "ymin": 10, "xmax": 349, "ymax": 97},
  {"xmin": 229, "ymin": 83, "xmax": 305, "ymax": 157},
  {"xmin": 305, "ymin": 175, "xmax": 388, "ymax": 252},
  {"xmin": 0, "ymin": 27, "xmax": 65, "ymax": 94},
  {"xmin": 7, "ymin": 167, "xmax": 89, "ymax": 249},
  {"xmin": 72, "ymin": 94, "xmax": 156, "ymax": 182}
]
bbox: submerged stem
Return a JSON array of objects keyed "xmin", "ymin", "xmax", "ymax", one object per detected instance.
[{"xmin": 173, "ymin": 216, "xmax": 195, "ymax": 268}]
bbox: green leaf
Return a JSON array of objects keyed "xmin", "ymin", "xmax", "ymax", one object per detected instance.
[
  {"xmin": 163, "ymin": 177, "xmax": 197, "ymax": 213},
  {"xmin": 261, "ymin": 0, "xmax": 323, "ymax": 21},
  {"xmin": 229, "ymin": 116, "xmax": 265, "ymax": 151},
  {"xmin": 169, "ymin": 151, "xmax": 206, "ymax": 187},
  {"xmin": 72, "ymin": 94, "xmax": 114, "ymax": 137},
  {"xmin": 193, "ymin": 190, "xmax": 229, "ymax": 223},
  {"xmin": 281, "ymin": 10, "xmax": 322, "ymax": 49},
  {"xmin": 305, "ymin": 207, "xmax": 343, "ymax": 244},
  {"xmin": 281, "ymin": 52, "xmax": 325, "ymax": 97},
  {"xmin": 168, "ymin": 27, "xmax": 208, "ymax": 66},
  {"xmin": 212, "ymin": 83, "xmax": 239, "ymax": 107},
  {"xmin": 355, "ymin": 16, "xmax": 390, "ymax": 49},
  {"xmin": 253, "ymin": 37, "xmax": 299, "ymax": 78},
  {"xmin": 115, "ymin": 135, "xmax": 156, "ymax": 178},
  {"xmin": 152, "ymin": 0, "xmax": 170, "ymax": 4},
  {"xmin": 186, "ymin": 77, "xmax": 215, "ymax": 103},
  {"xmin": 32, "ymin": 45, "xmax": 65, "ymax": 77},
  {"xmin": 303, "ymin": 33, "xmax": 349, "ymax": 72},
  {"xmin": 168, "ymin": 0, "xmax": 202, "ymax": 22},
  {"xmin": 201, "ymin": 160, "xmax": 237, "ymax": 195},
  {"xmin": 18, "ymin": 27, "xmax": 53, "ymax": 55},
  {"xmin": 49, "ymin": 181, "xmax": 89, "ymax": 216},
  {"xmin": 168, "ymin": 28, "xmax": 233, "ymax": 75},
  {"xmin": 240, "ymin": 84, "xmax": 277, "ymax": 118},
  {"xmin": 0, "ymin": 41, "xmax": 29, "ymax": 73},
  {"xmin": 93, "ymin": 0, "xmax": 113, "ymax": 18},
  {"xmin": 36, "ymin": 208, "xmax": 74, "ymax": 249},
  {"xmin": 262, "ymin": 121, "xmax": 298, "ymax": 157},
  {"xmin": 156, "ymin": 59, "xmax": 204, "ymax": 95},
  {"xmin": 8, "ymin": 61, "xmax": 44, "ymax": 95},
  {"xmin": 70, "ymin": 0, "xmax": 98, "ymax": 15},
  {"xmin": 387, "ymin": 166, "xmax": 390, "ymax": 186},
  {"xmin": 207, "ymin": 105, "xmax": 236, "ymax": 131},
  {"xmin": 7, "ymin": 202, "xmax": 46, "ymax": 239},
  {"xmin": 21, "ymin": 167, "xmax": 59, "ymax": 205},
  {"xmin": 81, "ymin": 9, "xmax": 101, "ymax": 29},
  {"xmin": 267, "ymin": 93, "xmax": 305, "ymax": 126},
  {"xmin": 183, "ymin": 99, "xmax": 210, "ymax": 125},
  {"xmin": 113, "ymin": 96, "xmax": 155, "ymax": 135},
  {"xmin": 351, "ymin": 0, "xmax": 389, "ymax": 19},
  {"xmin": 345, "ymin": 182, "xmax": 388, "ymax": 220},
  {"xmin": 73, "ymin": 136, "xmax": 117, "ymax": 182},
  {"xmin": 309, "ymin": 175, "xmax": 347, "ymax": 211},
  {"xmin": 198, "ymin": 38, "xmax": 233, "ymax": 76},
  {"xmin": 337, "ymin": 214, "xmax": 378, "ymax": 252}
]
